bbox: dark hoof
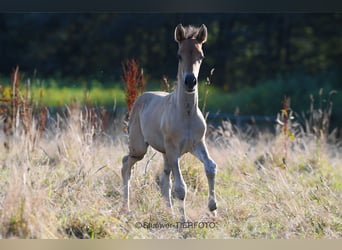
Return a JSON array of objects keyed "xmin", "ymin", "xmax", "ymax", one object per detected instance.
[{"xmin": 208, "ymin": 200, "xmax": 217, "ymax": 211}]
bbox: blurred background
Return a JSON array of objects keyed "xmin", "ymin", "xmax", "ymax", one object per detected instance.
[{"xmin": 0, "ymin": 13, "xmax": 341, "ymax": 130}]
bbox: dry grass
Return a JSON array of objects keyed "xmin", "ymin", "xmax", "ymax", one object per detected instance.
[
  {"xmin": 0, "ymin": 67, "xmax": 341, "ymax": 238},
  {"xmin": 0, "ymin": 105, "xmax": 341, "ymax": 239}
]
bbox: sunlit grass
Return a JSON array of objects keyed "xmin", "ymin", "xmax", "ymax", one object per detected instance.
[
  {"xmin": 0, "ymin": 73, "xmax": 341, "ymax": 239},
  {"xmin": 0, "ymin": 106, "xmax": 341, "ymax": 239}
]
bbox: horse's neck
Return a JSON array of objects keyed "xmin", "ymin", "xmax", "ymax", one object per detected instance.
[{"xmin": 174, "ymin": 81, "xmax": 199, "ymax": 116}]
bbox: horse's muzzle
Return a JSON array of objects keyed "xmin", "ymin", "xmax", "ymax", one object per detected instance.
[{"xmin": 184, "ymin": 74, "xmax": 197, "ymax": 92}]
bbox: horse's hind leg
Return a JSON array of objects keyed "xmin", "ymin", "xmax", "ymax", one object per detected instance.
[
  {"xmin": 122, "ymin": 154, "xmax": 144, "ymax": 211},
  {"xmin": 121, "ymin": 120, "xmax": 148, "ymax": 212}
]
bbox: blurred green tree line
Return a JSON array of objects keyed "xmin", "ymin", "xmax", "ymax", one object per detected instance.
[{"xmin": 0, "ymin": 13, "xmax": 341, "ymax": 91}]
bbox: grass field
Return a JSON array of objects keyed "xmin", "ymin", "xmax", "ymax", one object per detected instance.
[{"xmin": 0, "ymin": 103, "xmax": 341, "ymax": 239}]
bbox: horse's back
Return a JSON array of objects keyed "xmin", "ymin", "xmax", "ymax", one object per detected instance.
[
  {"xmin": 137, "ymin": 91, "xmax": 169, "ymax": 103},
  {"xmin": 132, "ymin": 91, "xmax": 171, "ymax": 113}
]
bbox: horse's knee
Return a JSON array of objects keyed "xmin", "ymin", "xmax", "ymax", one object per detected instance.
[
  {"xmin": 205, "ymin": 159, "xmax": 217, "ymax": 178},
  {"xmin": 174, "ymin": 183, "xmax": 187, "ymax": 201}
]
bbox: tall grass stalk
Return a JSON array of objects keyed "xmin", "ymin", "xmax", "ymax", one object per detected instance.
[{"xmin": 122, "ymin": 58, "xmax": 146, "ymax": 113}]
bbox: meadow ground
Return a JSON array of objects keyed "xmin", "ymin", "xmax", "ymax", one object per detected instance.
[{"xmin": 0, "ymin": 107, "xmax": 341, "ymax": 239}]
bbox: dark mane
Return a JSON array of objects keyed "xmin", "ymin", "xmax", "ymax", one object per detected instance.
[{"xmin": 183, "ymin": 25, "xmax": 201, "ymax": 39}]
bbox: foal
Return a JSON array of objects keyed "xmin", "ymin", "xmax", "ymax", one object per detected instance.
[{"xmin": 122, "ymin": 24, "xmax": 217, "ymax": 220}]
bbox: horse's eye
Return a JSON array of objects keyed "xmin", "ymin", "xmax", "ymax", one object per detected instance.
[
  {"xmin": 199, "ymin": 55, "xmax": 205, "ymax": 61},
  {"xmin": 177, "ymin": 54, "xmax": 182, "ymax": 61}
]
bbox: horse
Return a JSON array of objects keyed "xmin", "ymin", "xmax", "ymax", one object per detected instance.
[{"xmin": 121, "ymin": 24, "xmax": 217, "ymax": 221}]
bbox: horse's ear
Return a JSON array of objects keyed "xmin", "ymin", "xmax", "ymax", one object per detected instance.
[
  {"xmin": 196, "ymin": 24, "xmax": 207, "ymax": 44},
  {"xmin": 175, "ymin": 24, "xmax": 185, "ymax": 43}
]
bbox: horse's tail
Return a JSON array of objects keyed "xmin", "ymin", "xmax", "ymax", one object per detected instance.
[
  {"xmin": 122, "ymin": 84, "xmax": 142, "ymax": 134},
  {"xmin": 123, "ymin": 112, "xmax": 130, "ymax": 134}
]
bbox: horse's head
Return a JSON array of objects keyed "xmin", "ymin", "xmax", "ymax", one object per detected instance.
[{"xmin": 175, "ymin": 24, "xmax": 207, "ymax": 93}]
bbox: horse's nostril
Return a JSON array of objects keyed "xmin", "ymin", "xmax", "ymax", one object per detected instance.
[{"xmin": 184, "ymin": 74, "xmax": 197, "ymax": 90}]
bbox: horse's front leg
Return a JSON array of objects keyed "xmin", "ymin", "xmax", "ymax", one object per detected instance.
[
  {"xmin": 192, "ymin": 140, "xmax": 217, "ymax": 213},
  {"xmin": 160, "ymin": 153, "xmax": 172, "ymax": 210},
  {"xmin": 164, "ymin": 146, "xmax": 187, "ymax": 221}
]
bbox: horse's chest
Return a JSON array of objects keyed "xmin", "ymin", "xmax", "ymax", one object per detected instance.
[
  {"xmin": 161, "ymin": 109, "xmax": 206, "ymax": 154},
  {"xmin": 179, "ymin": 135, "xmax": 196, "ymax": 154},
  {"xmin": 178, "ymin": 119, "xmax": 205, "ymax": 153}
]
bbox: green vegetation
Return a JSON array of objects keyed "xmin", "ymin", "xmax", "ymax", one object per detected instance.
[
  {"xmin": 1, "ymin": 13, "xmax": 341, "ymax": 128},
  {"xmin": 1, "ymin": 13, "xmax": 341, "ymax": 91},
  {"xmin": 201, "ymin": 71, "xmax": 341, "ymax": 124},
  {"xmin": 30, "ymin": 85, "xmax": 126, "ymax": 108},
  {"xmin": 0, "ymin": 77, "xmax": 126, "ymax": 108},
  {"xmin": 1, "ymin": 71, "xmax": 340, "ymax": 128}
]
